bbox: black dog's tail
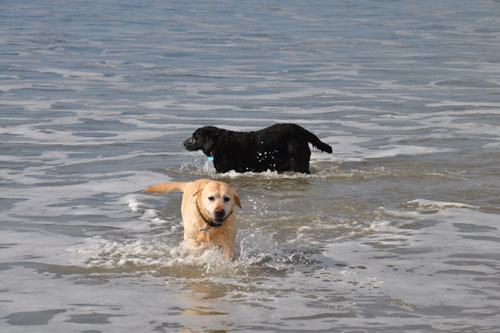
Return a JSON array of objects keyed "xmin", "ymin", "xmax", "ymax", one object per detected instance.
[{"xmin": 302, "ymin": 126, "xmax": 333, "ymax": 153}]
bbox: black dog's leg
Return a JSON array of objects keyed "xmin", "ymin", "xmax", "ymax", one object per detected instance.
[{"xmin": 288, "ymin": 141, "xmax": 311, "ymax": 174}]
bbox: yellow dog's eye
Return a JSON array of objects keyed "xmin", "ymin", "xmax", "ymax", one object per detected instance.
[
  {"xmin": 224, "ymin": 197, "xmax": 230, "ymax": 202},
  {"xmin": 208, "ymin": 196, "xmax": 215, "ymax": 201}
]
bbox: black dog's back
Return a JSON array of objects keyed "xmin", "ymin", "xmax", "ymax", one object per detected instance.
[
  {"xmin": 271, "ymin": 123, "xmax": 333, "ymax": 154},
  {"xmin": 184, "ymin": 123, "xmax": 332, "ymax": 173}
]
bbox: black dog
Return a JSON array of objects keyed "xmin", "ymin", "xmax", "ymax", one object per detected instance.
[{"xmin": 183, "ymin": 123, "xmax": 332, "ymax": 173}]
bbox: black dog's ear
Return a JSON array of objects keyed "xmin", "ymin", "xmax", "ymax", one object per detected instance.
[{"xmin": 198, "ymin": 127, "xmax": 219, "ymax": 156}]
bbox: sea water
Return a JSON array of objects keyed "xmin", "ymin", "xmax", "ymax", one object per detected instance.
[{"xmin": 1, "ymin": 0, "xmax": 500, "ymax": 331}]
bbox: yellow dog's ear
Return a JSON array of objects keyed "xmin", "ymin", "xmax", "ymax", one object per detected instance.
[
  {"xmin": 234, "ymin": 191, "xmax": 242, "ymax": 209},
  {"xmin": 191, "ymin": 179, "xmax": 210, "ymax": 198}
]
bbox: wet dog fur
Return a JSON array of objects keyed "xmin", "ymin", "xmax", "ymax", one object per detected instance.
[
  {"xmin": 183, "ymin": 123, "xmax": 333, "ymax": 173},
  {"xmin": 145, "ymin": 179, "xmax": 241, "ymax": 259}
]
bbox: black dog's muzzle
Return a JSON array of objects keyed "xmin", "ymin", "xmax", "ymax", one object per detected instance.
[{"xmin": 183, "ymin": 137, "xmax": 196, "ymax": 151}]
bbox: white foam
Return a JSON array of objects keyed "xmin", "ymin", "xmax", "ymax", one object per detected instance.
[
  {"xmin": 3, "ymin": 171, "xmax": 169, "ymax": 223},
  {"xmin": 68, "ymin": 223, "xmax": 288, "ymax": 274},
  {"xmin": 427, "ymin": 101, "xmax": 500, "ymax": 108},
  {"xmin": 404, "ymin": 199, "xmax": 476, "ymax": 210},
  {"xmin": 0, "ymin": 74, "xmax": 20, "ymax": 80},
  {"xmin": 1, "ymin": 119, "xmax": 168, "ymax": 146},
  {"xmin": 0, "ymin": 83, "xmax": 34, "ymax": 92},
  {"xmin": 379, "ymin": 199, "xmax": 477, "ymax": 220},
  {"xmin": 483, "ymin": 142, "xmax": 500, "ymax": 149},
  {"xmin": 70, "ymin": 236, "xmax": 185, "ymax": 268},
  {"xmin": 0, "ymin": 99, "xmax": 55, "ymax": 111},
  {"xmin": 365, "ymin": 145, "xmax": 454, "ymax": 159},
  {"xmin": 70, "ymin": 236, "xmax": 250, "ymax": 273},
  {"xmin": 120, "ymin": 194, "xmax": 144, "ymax": 213},
  {"xmin": 318, "ymin": 203, "xmax": 500, "ymax": 309},
  {"xmin": 38, "ymin": 68, "xmax": 105, "ymax": 79}
]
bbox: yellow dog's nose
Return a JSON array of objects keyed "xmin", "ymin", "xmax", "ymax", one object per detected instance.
[{"xmin": 214, "ymin": 209, "xmax": 226, "ymax": 221}]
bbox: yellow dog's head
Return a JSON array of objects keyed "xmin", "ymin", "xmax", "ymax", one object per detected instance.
[
  {"xmin": 195, "ymin": 180, "xmax": 242, "ymax": 225},
  {"xmin": 193, "ymin": 181, "xmax": 241, "ymax": 225}
]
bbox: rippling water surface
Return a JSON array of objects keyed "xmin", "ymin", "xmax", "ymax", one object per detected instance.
[{"xmin": 2, "ymin": 1, "xmax": 500, "ymax": 332}]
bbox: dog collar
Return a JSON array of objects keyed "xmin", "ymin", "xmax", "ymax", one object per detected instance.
[{"xmin": 196, "ymin": 196, "xmax": 233, "ymax": 232}]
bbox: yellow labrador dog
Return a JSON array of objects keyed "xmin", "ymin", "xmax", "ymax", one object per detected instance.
[{"xmin": 145, "ymin": 179, "xmax": 241, "ymax": 259}]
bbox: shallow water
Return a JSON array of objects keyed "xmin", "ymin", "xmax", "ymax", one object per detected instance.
[{"xmin": 2, "ymin": 0, "xmax": 500, "ymax": 332}]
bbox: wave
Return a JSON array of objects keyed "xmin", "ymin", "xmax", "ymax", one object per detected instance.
[{"xmin": 172, "ymin": 153, "xmax": 466, "ymax": 182}]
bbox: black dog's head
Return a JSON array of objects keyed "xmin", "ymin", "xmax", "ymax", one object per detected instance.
[{"xmin": 183, "ymin": 126, "xmax": 220, "ymax": 156}]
